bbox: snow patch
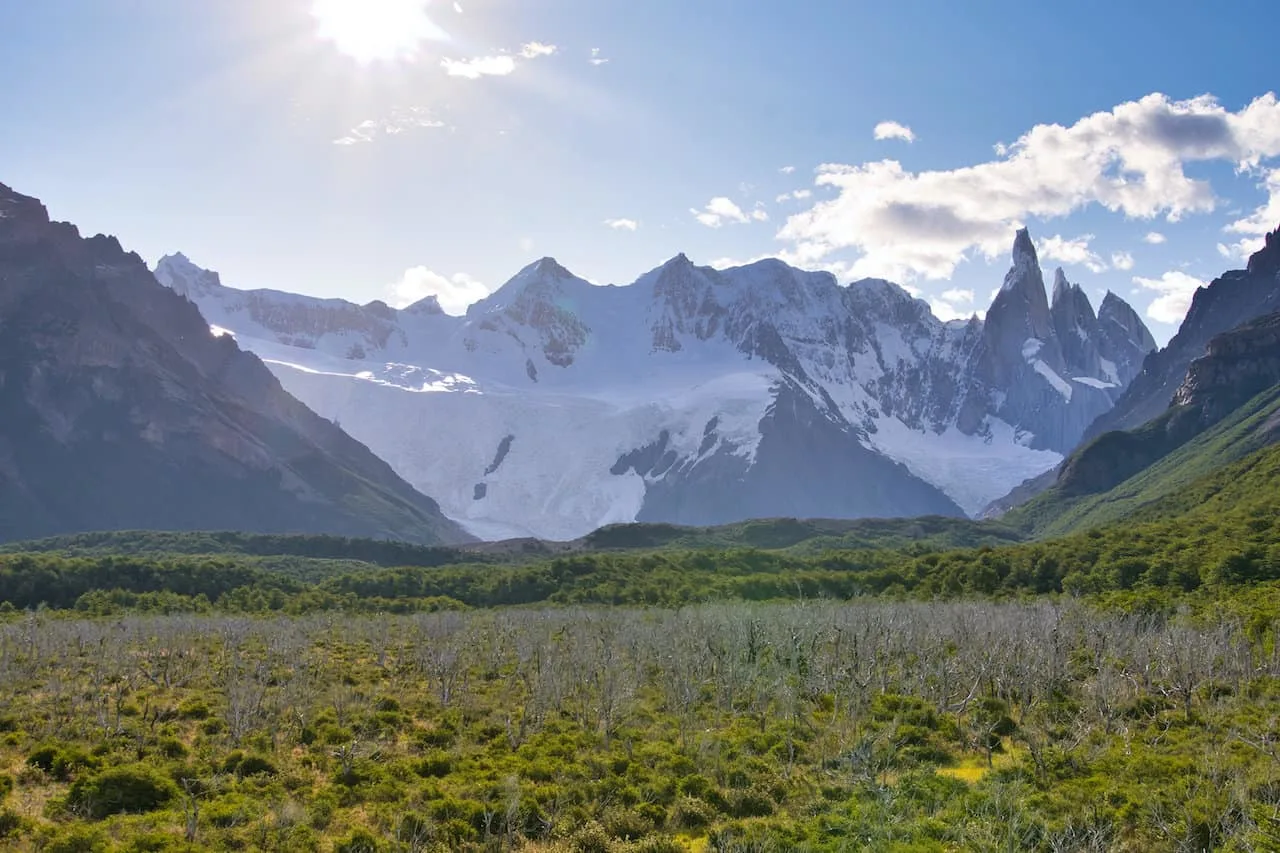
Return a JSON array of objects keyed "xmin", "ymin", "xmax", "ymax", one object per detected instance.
[
  {"xmin": 1072, "ymin": 376, "xmax": 1117, "ymax": 390},
  {"xmin": 1099, "ymin": 358, "xmax": 1119, "ymax": 385},
  {"xmin": 209, "ymin": 325, "xmax": 235, "ymax": 338},
  {"xmin": 865, "ymin": 416, "xmax": 1062, "ymax": 517},
  {"xmin": 1031, "ymin": 360, "xmax": 1072, "ymax": 401},
  {"xmin": 1021, "ymin": 338, "xmax": 1044, "ymax": 360}
]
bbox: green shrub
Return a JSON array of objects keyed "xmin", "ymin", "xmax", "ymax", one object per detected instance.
[
  {"xmin": 0, "ymin": 773, "xmax": 11, "ymax": 801},
  {"xmin": 413, "ymin": 750, "xmax": 453, "ymax": 778},
  {"xmin": 235, "ymin": 754, "xmax": 278, "ymax": 777},
  {"xmin": 42, "ymin": 825, "xmax": 110, "ymax": 853},
  {"xmin": 335, "ymin": 828, "xmax": 382, "ymax": 853},
  {"xmin": 0, "ymin": 809, "xmax": 25, "ymax": 839},
  {"xmin": 67, "ymin": 764, "xmax": 178, "ymax": 819},
  {"xmin": 27, "ymin": 744, "xmax": 98, "ymax": 781}
]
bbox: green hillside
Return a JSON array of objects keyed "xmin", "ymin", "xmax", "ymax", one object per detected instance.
[{"xmin": 1008, "ymin": 381, "xmax": 1280, "ymax": 538}]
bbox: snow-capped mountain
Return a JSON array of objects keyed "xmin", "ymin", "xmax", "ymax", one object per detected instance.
[{"xmin": 154, "ymin": 231, "xmax": 1155, "ymax": 540}]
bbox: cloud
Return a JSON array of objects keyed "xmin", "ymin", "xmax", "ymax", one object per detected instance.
[
  {"xmin": 1143, "ymin": 231, "xmax": 1167, "ymax": 244},
  {"xmin": 874, "ymin": 121, "xmax": 916, "ymax": 143},
  {"xmin": 604, "ymin": 218, "xmax": 639, "ymax": 231},
  {"xmin": 519, "ymin": 42, "xmax": 557, "ymax": 58},
  {"xmin": 1221, "ymin": 166, "xmax": 1280, "ymax": 260},
  {"xmin": 1037, "ymin": 234, "xmax": 1107, "ymax": 273},
  {"xmin": 775, "ymin": 189, "xmax": 813, "ymax": 203},
  {"xmin": 1133, "ymin": 270, "xmax": 1205, "ymax": 325},
  {"xmin": 389, "ymin": 268, "xmax": 489, "ymax": 315},
  {"xmin": 778, "ymin": 92, "xmax": 1280, "ymax": 281},
  {"xmin": 441, "ymin": 55, "xmax": 517, "ymax": 78},
  {"xmin": 589, "ymin": 48, "xmax": 609, "ymax": 66},
  {"xmin": 692, "ymin": 197, "xmax": 753, "ymax": 228},
  {"xmin": 1111, "ymin": 251, "xmax": 1135, "ymax": 271},
  {"xmin": 779, "ymin": 165, "xmax": 796, "ymax": 175},
  {"xmin": 333, "ymin": 106, "xmax": 445, "ymax": 145},
  {"xmin": 929, "ymin": 288, "xmax": 977, "ymax": 322}
]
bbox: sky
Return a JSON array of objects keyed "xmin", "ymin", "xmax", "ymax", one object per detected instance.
[{"xmin": 2, "ymin": 0, "xmax": 1279, "ymax": 343}]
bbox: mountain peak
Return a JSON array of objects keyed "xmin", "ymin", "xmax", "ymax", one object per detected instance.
[
  {"xmin": 1012, "ymin": 227, "xmax": 1038, "ymax": 265},
  {"xmin": 155, "ymin": 252, "xmax": 223, "ymax": 297},
  {"xmin": 532, "ymin": 256, "xmax": 574, "ymax": 279},
  {"xmin": 1051, "ymin": 267, "xmax": 1070, "ymax": 305},
  {"xmin": 1246, "ymin": 224, "xmax": 1280, "ymax": 278}
]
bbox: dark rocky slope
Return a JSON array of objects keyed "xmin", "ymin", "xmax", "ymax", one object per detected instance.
[{"xmin": 0, "ymin": 182, "xmax": 471, "ymax": 544}]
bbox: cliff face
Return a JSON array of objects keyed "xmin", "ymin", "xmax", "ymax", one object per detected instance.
[
  {"xmin": 1173, "ymin": 311, "xmax": 1280, "ymax": 423},
  {"xmin": 0, "ymin": 182, "xmax": 471, "ymax": 545},
  {"xmin": 1083, "ymin": 224, "xmax": 1280, "ymax": 442}
]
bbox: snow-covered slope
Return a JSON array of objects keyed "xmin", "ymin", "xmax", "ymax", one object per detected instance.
[{"xmin": 154, "ymin": 233, "xmax": 1154, "ymax": 540}]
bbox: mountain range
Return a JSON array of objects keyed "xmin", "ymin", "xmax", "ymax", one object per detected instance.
[
  {"xmin": 0, "ymin": 182, "xmax": 470, "ymax": 545},
  {"xmin": 156, "ymin": 228, "xmax": 1156, "ymax": 540}
]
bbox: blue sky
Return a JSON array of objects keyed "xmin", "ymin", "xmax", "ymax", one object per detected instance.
[{"xmin": 3, "ymin": 0, "xmax": 1278, "ymax": 342}]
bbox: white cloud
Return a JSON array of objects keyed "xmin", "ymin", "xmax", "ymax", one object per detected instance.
[
  {"xmin": 751, "ymin": 204, "xmax": 769, "ymax": 222},
  {"xmin": 441, "ymin": 54, "xmax": 516, "ymax": 78},
  {"xmin": 1133, "ymin": 270, "xmax": 1205, "ymax": 325},
  {"xmin": 1111, "ymin": 251, "xmax": 1135, "ymax": 271},
  {"xmin": 604, "ymin": 218, "xmax": 639, "ymax": 231},
  {"xmin": 1221, "ymin": 166, "xmax": 1280, "ymax": 260},
  {"xmin": 519, "ymin": 42, "xmax": 557, "ymax": 58},
  {"xmin": 779, "ymin": 92, "xmax": 1280, "ymax": 281},
  {"xmin": 776, "ymin": 189, "xmax": 812, "ymax": 203},
  {"xmin": 692, "ymin": 197, "xmax": 751, "ymax": 228},
  {"xmin": 333, "ymin": 106, "xmax": 445, "ymax": 145},
  {"xmin": 874, "ymin": 121, "xmax": 916, "ymax": 143},
  {"xmin": 589, "ymin": 48, "xmax": 609, "ymax": 66},
  {"xmin": 1037, "ymin": 234, "xmax": 1107, "ymax": 273},
  {"xmin": 1143, "ymin": 231, "xmax": 1167, "ymax": 244},
  {"xmin": 779, "ymin": 165, "xmax": 796, "ymax": 175},
  {"xmin": 930, "ymin": 288, "xmax": 977, "ymax": 322},
  {"xmin": 389, "ymin": 268, "xmax": 489, "ymax": 315}
]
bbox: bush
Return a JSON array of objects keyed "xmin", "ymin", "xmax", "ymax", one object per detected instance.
[
  {"xmin": 0, "ymin": 809, "xmax": 24, "ymax": 839},
  {"xmin": 42, "ymin": 825, "xmax": 110, "ymax": 853},
  {"xmin": 27, "ymin": 744, "xmax": 98, "ymax": 781},
  {"xmin": 0, "ymin": 773, "xmax": 11, "ymax": 801},
  {"xmin": 335, "ymin": 828, "xmax": 383, "ymax": 853},
  {"xmin": 67, "ymin": 764, "xmax": 178, "ymax": 819}
]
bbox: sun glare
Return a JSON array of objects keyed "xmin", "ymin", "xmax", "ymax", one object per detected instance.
[{"xmin": 311, "ymin": 0, "xmax": 448, "ymax": 63}]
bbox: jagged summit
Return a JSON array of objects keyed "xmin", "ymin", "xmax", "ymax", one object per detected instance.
[
  {"xmin": 1010, "ymin": 226, "xmax": 1039, "ymax": 265},
  {"xmin": 1051, "ymin": 267, "xmax": 1072, "ymax": 306},
  {"xmin": 1247, "ymin": 224, "xmax": 1280, "ymax": 277},
  {"xmin": 154, "ymin": 224, "xmax": 1158, "ymax": 539}
]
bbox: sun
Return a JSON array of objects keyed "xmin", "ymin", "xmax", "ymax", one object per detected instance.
[{"xmin": 311, "ymin": 0, "xmax": 448, "ymax": 64}]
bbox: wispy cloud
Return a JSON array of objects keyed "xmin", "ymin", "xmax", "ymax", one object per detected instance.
[
  {"xmin": 604, "ymin": 218, "xmax": 639, "ymax": 231},
  {"xmin": 779, "ymin": 165, "xmax": 796, "ymax": 175},
  {"xmin": 1111, "ymin": 251, "xmax": 1135, "ymax": 270},
  {"xmin": 779, "ymin": 92, "xmax": 1280, "ymax": 281},
  {"xmin": 334, "ymin": 106, "xmax": 445, "ymax": 145},
  {"xmin": 874, "ymin": 121, "xmax": 916, "ymax": 143},
  {"xmin": 589, "ymin": 48, "xmax": 609, "ymax": 66},
  {"xmin": 1133, "ymin": 270, "xmax": 1205, "ymax": 324},
  {"xmin": 775, "ymin": 189, "xmax": 813, "ymax": 203},
  {"xmin": 1143, "ymin": 231, "xmax": 1167, "ymax": 244},
  {"xmin": 441, "ymin": 41, "xmax": 556, "ymax": 79},
  {"xmin": 519, "ymin": 42, "xmax": 557, "ymax": 59},
  {"xmin": 441, "ymin": 55, "xmax": 517, "ymax": 78}
]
